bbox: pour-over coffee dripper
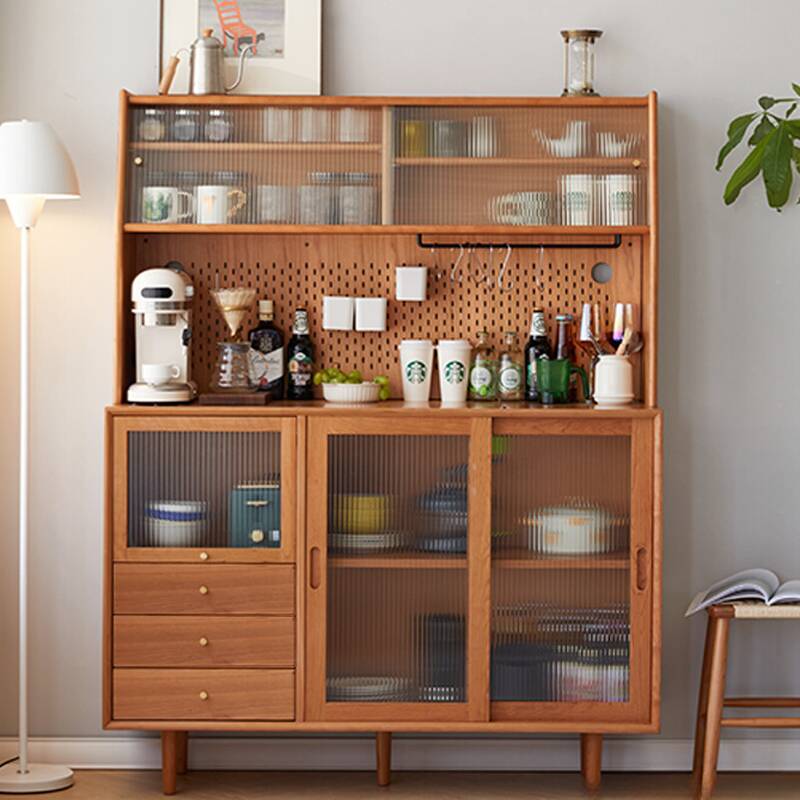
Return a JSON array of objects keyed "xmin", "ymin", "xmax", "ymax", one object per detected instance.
[{"xmin": 210, "ymin": 287, "xmax": 256, "ymax": 390}]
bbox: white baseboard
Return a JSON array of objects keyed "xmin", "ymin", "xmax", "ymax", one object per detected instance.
[{"xmin": 1, "ymin": 736, "xmax": 799, "ymax": 772}]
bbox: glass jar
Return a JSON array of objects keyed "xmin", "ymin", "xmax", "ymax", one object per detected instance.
[
  {"xmin": 138, "ymin": 108, "xmax": 166, "ymax": 142},
  {"xmin": 213, "ymin": 342, "xmax": 253, "ymax": 391},
  {"xmin": 172, "ymin": 108, "xmax": 201, "ymax": 142},
  {"xmin": 561, "ymin": 30, "xmax": 602, "ymax": 96},
  {"xmin": 205, "ymin": 108, "xmax": 234, "ymax": 142}
]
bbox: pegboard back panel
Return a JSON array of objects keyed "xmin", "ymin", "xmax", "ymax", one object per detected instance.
[{"xmin": 127, "ymin": 233, "xmax": 647, "ymax": 400}]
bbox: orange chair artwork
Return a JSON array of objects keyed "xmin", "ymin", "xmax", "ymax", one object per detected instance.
[{"xmin": 213, "ymin": 0, "xmax": 265, "ymax": 55}]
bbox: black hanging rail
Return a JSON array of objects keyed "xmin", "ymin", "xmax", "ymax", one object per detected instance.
[{"xmin": 416, "ymin": 233, "xmax": 623, "ymax": 250}]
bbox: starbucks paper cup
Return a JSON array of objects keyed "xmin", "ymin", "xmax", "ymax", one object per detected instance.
[
  {"xmin": 398, "ymin": 339, "xmax": 434, "ymax": 403},
  {"xmin": 436, "ymin": 339, "xmax": 472, "ymax": 404}
]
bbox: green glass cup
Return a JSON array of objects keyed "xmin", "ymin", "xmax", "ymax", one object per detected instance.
[{"xmin": 535, "ymin": 358, "xmax": 590, "ymax": 405}]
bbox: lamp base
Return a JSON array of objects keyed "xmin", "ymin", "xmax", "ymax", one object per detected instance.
[{"xmin": 0, "ymin": 762, "xmax": 73, "ymax": 794}]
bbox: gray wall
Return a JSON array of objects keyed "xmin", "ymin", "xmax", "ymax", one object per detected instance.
[{"xmin": 1, "ymin": 0, "xmax": 799, "ymax": 747}]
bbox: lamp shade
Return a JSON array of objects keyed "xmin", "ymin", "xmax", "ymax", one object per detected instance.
[{"xmin": 0, "ymin": 120, "xmax": 79, "ymax": 199}]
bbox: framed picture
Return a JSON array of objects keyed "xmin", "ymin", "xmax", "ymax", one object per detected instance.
[{"xmin": 160, "ymin": 0, "xmax": 321, "ymax": 95}]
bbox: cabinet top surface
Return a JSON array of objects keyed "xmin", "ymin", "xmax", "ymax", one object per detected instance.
[
  {"xmin": 126, "ymin": 92, "xmax": 655, "ymax": 108},
  {"xmin": 107, "ymin": 401, "xmax": 660, "ymax": 419}
]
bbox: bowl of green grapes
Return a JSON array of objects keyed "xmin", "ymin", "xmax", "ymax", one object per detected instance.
[{"xmin": 315, "ymin": 367, "xmax": 390, "ymax": 404}]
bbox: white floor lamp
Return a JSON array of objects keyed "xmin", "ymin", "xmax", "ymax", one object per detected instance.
[{"xmin": 0, "ymin": 120, "xmax": 79, "ymax": 794}]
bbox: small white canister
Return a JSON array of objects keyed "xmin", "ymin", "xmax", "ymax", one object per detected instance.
[{"xmin": 593, "ymin": 355, "xmax": 634, "ymax": 406}]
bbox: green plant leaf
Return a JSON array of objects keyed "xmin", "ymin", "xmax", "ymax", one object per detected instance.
[
  {"xmin": 786, "ymin": 103, "xmax": 798, "ymax": 118},
  {"xmin": 793, "ymin": 83, "xmax": 800, "ymax": 97},
  {"xmin": 759, "ymin": 96, "xmax": 777, "ymax": 110},
  {"xmin": 748, "ymin": 116, "xmax": 775, "ymax": 145},
  {"xmin": 723, "ymin": 129, "xmax": 774, "ymax": 205},
  {"xmin": 762, "ymin": 122, "xmax": 794, "ymax": 208},
  {"xmin": 716, "ymin": 113, "xmax": 757, "ymax": 170}
]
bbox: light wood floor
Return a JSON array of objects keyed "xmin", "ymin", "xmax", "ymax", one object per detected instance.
[{"xmin": 64, "ymin": 770, "xmax": 799, "ymax": 798}]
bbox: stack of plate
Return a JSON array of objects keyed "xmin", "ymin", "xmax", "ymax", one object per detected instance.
[
  {"xmin": 144, "ymin": 500, "xmax": 208, "ymax": 547},
  {"xmin": 328, "ymin": 531, "xmax": 408, "ymax": 553},
  {"xmin": 326, "ymin": 676, "xmax": 412, "ymax": 702}
]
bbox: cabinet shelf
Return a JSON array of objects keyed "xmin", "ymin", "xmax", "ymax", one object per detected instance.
[
  {"xmin": 130, "ymin": 141, "xmax": 382, "ymax": 153},
  {"xmin": 492, "ymin": 551, "xmax": 630, "ymax": 570},
  {"xmin": 394, "ymin": 157, "xmax": 645, "ymax": 168},
  {"xmin": 329, "ymin": 554, "xmax": 467, "ymax": 569}
]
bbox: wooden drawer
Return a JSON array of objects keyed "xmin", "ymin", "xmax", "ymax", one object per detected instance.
[
  {"xmin": 113, "ymin": 668, "xmax": 294, "ymax": 720},
  {"xmin": 113, "ymin": 564, "xmax": 294, "ymax": 615},
  {"xmin": 113, "ymin": 616, "xmax": 295, "ymax": 668}
]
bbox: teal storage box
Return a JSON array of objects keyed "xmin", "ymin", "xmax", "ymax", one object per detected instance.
[{"xmin": 229, "ymin": 483, "xmax": 281, "ymax": 548}]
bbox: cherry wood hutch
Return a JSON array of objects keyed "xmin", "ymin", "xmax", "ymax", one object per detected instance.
[{"xmin": 105, "ymin": 91, "xmax": 661, "ymax": 794}]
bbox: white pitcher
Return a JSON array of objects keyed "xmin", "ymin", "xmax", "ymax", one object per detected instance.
[{"xmin": 593, "ymin": 355, "xmax": 634, "ymax": 406}]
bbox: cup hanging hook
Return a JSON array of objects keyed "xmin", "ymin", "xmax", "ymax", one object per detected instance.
[
  {"xmin": 497, "ymin": 244, "xmax": 513, "ymax": 293},
  {"xmin": 450, "ymin": 244, "xmax": 464, "ymax": 285}
]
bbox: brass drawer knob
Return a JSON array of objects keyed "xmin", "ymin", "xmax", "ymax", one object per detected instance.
[
  {"xmin": 199, "ymin": 551, "xmax": 209, "ymax": 561},
  {"xmin": 198, "ymin": 585, "xmax": 209, "ymax": 595},
  {"xmin": 250, "ymin": 529, "xmax": 265, "ymax": 543},
  {"xmin": 199, "ymin": 691, "xmax": 209, "ymax": 701},
  {"xmin": 199, "ymin": 637, "xmax": 209, "ymax": 647},
  {"xmin": 632, "ymin": 158, "xmax": 642, "ymax": 168},
  {"xmin": 133, "ymin": 155, "xmax": 144, "ymax": 166}
]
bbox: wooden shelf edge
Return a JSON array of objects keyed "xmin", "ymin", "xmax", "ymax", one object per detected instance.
[
  {"xmin": 130, "ymin": 142, "xmax": 382, "ymax": 152},
  {"xmin": 122, "ymin": 223, "xmax": 651, "ymax": 236},
  {"xmin": 394, "ymin": 157, "xmax": 646, "ymax": 168}
]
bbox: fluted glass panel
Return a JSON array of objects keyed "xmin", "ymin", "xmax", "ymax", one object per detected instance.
[
  {"xmin": 128, "ymin": 430, "xmax": 281, "ymax": 549},
  {"xmin": 491, "ymin": 434, "xmax": 630, "ymax": 702},
  {"xmin": 128, "ymin": 105, "xmax": 383, "ymax": 224},
  {"xmin": 326, "ymin": 434, "xmax": 469, "ymax": 703},
  {"xmin": 393, "ymin": 105, "xmax": 648, "ymax": 226}
]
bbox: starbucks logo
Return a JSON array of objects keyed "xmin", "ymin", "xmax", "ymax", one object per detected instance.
[
  {"xmin": 405, "ymin": 360, "xmax": 427, "ymax": 384},
  {"xmin": 444, "ymin": 360, "xmax": 465, "ymax": 384}
]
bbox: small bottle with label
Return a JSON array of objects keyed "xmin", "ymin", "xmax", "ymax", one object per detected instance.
[
  {"xmin": 525, "ymin": 307, "xmax": 552, "ymax": 401},
  {"xmin": 468, "ymin": 330, "xmax": 497, "ymax": 401},
  {"xmin": 286, "ymin": 308, "xmax": 315, "ymax": 401},
  {"xmin": 497, "ymin": 331, "xmax": 524, "ymax": 401},
  {"xmin": 248, "ymin": 300, "xmax": 284, "ymax": 399}
]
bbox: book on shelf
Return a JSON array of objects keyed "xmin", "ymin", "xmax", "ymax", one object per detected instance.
[{"xmin": 686, "ymin": 569, "xmax": 800, "ymax": 616}]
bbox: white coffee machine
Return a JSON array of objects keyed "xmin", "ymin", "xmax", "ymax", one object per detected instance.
[{"xmin": 127, "ymin": 263, "xmax": 197, "ymax": 403}]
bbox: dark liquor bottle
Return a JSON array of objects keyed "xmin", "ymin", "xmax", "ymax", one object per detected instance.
[
  {"xmin": 248, "ymin": 300, "xmax": 284, "ymax": 399},
  {"xmin": 524, "ymin": 307, "xmax": 552, "ymax": 401},
  {"xmin": 554, "ymin": 313, "xmax": 577, "ymax": 401},
  {"xmin": 286, "ymin": 308, "xmax": 314, "ymax": 401}
]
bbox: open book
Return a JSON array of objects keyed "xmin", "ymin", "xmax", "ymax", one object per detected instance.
[{"xmin": 686, "ymin": 569, "xmax": 800, "ymax": 616}]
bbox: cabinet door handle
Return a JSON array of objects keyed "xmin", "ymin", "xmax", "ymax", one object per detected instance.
[
  {"xmin": 310, "ymin": 547, "xmax": 322, "ymax": 590},
  {"xmin": 199, "ymin": 637, "xmax": 209, "ymax": 647},
  {"xmin": 199, "ymin": 691, "xmax": 209, "ymax": 701},
  {"xmin": 246, "ymin": 500, "xmax": 270, "ymax": 507},
  {"xmin": 635, "ymin": 546, "xmax": 649, "ymax": 592},
  {"xmin": 198, "ymin": 585, "xmax": 209, "ymax": 595}
]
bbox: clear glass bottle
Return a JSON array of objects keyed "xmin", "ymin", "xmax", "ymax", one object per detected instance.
[
  {"xmin": 497, "ymin": 331, "xmax": 524, "ymax": 401},
  {"xmin": 468, "ymin": 330, "xmax": 497, "ymax": 401},
  {"xmin": 248, "ymin": 300, "xmax": 285, "ymax": 399}
]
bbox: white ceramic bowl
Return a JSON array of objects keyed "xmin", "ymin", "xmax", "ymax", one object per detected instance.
[{"xmin": 322, "ymin": 381, "xmax": 380, "ymax": 404}]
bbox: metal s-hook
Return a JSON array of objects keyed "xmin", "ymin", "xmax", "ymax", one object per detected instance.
[
  {"xmin": 450, "ymin": 244, "xmax": 464, "ymax": 285},
  {"xmin": 497, "ymin": 244, "xmax": 513, "ymax": 293},
  {"xmin": 430, "ymin": 247, "xmax": 443, "ymax": 281}
]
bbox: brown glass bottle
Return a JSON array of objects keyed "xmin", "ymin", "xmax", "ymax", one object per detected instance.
[
  {"xmin": 524, "ymin": 307, "xmax": 552, "ymax": 401},
  {"xmin": 554, "ymin": 313, "xmax": 577, "ymax": 401}
]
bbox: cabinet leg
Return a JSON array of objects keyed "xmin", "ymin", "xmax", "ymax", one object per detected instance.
[
  {"xmin": 580, "ymin": 733, "xmax": 602, "ymax": 792},
  {"xmin": 161, "ymin": 732, "xmax": 178, "ymax": 795},
  {"xmin": 698, "ymin": 617, "xmax": 730, "ymax": 800},
  {"xmin": 176, "ymin": 732, "xmax": 188, "ymax": 775},
  {"xmin": 376, "ymin": 732, "xmax": 392, "ymax": 787}
]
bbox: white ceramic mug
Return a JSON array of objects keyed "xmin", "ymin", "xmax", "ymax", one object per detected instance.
[
  {"xmin": 561, "ymin": 174, "xmax": 594, "ymax": 226},
  {"xmin": 395, "ymin": 266, "xmax": 428, "ymax": 301},
  {"xmin": 337, "ymin": 107, "xmax": 370, "ymax": 142},
  {"xmin": 603, "ymin": 174, "xmax": 637, "ymax": 226},
  {"xmin": 338, "ymin": 185, "xmax": 377, "ymax": 224},
  {"xmin": 142, "ymin": 363, "xmax": 181, "ymax": 387},
  {"xmin": 298, "ymin": 108, "xmax": 333, "ymax": 142},
  {"xmin": 141, "ymin": 186, "xmax": 194, "ymax": 224},
  {"xmin": 398, "ymin": 339, "xmax": 434, "ymax": 403},
  {"xmin": 593, "ymin": 355, "xmax": 634, "ymax": 406},
  {"xmin": 436, "ymin": 340, "xmax": 472, "ymax": 404},
  {"xmin": 262, "ymin": 107, "xmax": 294, "ymax": 142},
  {"xmin": 256, "ymin": 185, "xmax": 295, "ymax": 223},
  {"xmin": 469, "ymin": 116, "xmax": 497, "ymax": 158},
  {"xmin": 298, "ymin": 185, "xmax": 335, "ymax": 224},
  {"xmin": 196, "ymin": 185, "xmax": 246, "ymax": 224}
]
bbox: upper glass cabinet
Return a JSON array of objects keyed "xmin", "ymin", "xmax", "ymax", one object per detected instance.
[{"xmin": 123, "ymin": 99, "xmax": 652, "ymax": 228}]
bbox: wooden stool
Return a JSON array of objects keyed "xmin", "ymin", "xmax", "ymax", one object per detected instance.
[{"xmin": 692, "ymin": 603, "xmax": 800, "ymax": 800}]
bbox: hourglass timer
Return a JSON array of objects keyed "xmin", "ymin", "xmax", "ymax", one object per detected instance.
[{"xmin": 561, "ymin": 30, "xmax": 603, "ymax": 96}]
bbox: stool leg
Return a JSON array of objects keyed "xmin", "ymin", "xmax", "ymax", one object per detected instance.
[
  {"xmin": 376, "ymin": 732, "xmax": 392, "ymax": 787},
  {"xmin": 580, "ymin": 733, "xmax": 602, "ymax": 791},
  {"xmin": 176, "ymin": 732, "xmax": 188, "ymax": 775},
  {"xmin": 161, "ymin": 731, "xmax": 178, "ymax": 796},
  {"xmin": 692, "ymin": 616, "xmax": 717, "ymax": 787},
  {"xmin": 698, "ymin": 617, "xmax": 729, "ymax": 800}
]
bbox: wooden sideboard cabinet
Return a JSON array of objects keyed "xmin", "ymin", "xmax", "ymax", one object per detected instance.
[{"xmin": 106, "ymin": 92, "xmax": 661, "ymax": 795}]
